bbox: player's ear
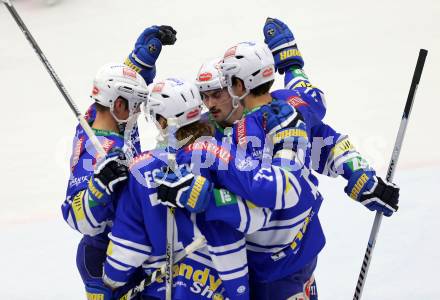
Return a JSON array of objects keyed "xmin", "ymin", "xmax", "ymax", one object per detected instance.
[
  {"xmin": 114, "ymin": 97, "xmax": 128, "ymax": 112},
  {"xmin": 232, "ymin": 76, "xmax": 245, "ymax": 94}
]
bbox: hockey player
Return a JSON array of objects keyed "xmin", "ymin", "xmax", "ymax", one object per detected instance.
[
  {"xmin": 158, "ymin": 19, "xmax": 400, "ymax": 299},
  {"xmin": 61, "ymin": 25, "xmax": 177, "ymax": 300},
  {"xmin": 103, "ymin": 77, "xmax": 322, "ymax": 300},
  {"xmin": 102, "ymin": 78, "xmax": 249, "ymax": 300}
]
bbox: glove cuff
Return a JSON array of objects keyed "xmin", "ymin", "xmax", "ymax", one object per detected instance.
[
  {"xmin": 87, "ymin": 178, "xmax": 110, "ymax": 205},
  {"xmin": 344, "ymin": 170, "xmax": 376, "ymax": 201},
  {"xmin": 273, "ymin": 45, "xmax": 304, "ymax": 73}
]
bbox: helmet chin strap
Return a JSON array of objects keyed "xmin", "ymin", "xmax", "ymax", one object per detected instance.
[
  {"xmin": 222, "ymin": 85, "xmax": 248, "ymax": 123},
  {"xmin": 223, "ymin": 97, "xmax": 240, "ymax": 123},
  {"xmin": 110, "ymin": 102, "xmax": 142, "ymax": 133}
]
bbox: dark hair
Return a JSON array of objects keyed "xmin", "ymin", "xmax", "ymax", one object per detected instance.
[
  {"xmin": 94, "ymin": 97, "xmax": 128, "ymax": 112},
  {"xmin": 94, "ymin": 103, "xmax": 109, "ymax": 112},
  {"xmin": 176, "ymin": 121, "xmax": 214, "ymax": 146},
  {"xmin": 250, "ymin": 80, "xmax": 274, "ymax": 96},
  {"xmin": 232, "ymin": 77, "xmax": 274, "ymax": 97}
]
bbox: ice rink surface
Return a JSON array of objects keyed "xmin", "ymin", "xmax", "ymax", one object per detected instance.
[{"xmin": 1, "ymin": 0, "xmax": 439, "ymax": 298}]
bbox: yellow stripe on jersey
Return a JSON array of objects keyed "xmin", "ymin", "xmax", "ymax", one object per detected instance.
[
  {"xmin": 106, "ymin": 241, "xmax": 114, "ymax": 256},
  {"xmin": 72, "ymin": 190, "xmax": 86, "ymax": 221},
  {"xmin": 331, "ymin": 138, "xmax": 355, "ymax": 159},
  {"xmin": 273, "ymin": 129, "xmax": 307, "ymax": 144},
  {"xmin": 246, "ymin": 200, "xmax": 258, "ymax": 209},
  {"xmin": 285, "ymin": 173, "xmax": 293, "ymax": 194}
]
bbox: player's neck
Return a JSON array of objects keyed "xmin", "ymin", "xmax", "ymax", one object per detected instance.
[
  {"xmin": 220, "ymin": 105, "xmax": 244, "ymax": 127},
  {"xmin": 244, "ymin": 93, "xmax": 272, "ymax": 110},
  {"xmin": 92, "ymin": 111, "xmax": 120, "ymax": 133}
]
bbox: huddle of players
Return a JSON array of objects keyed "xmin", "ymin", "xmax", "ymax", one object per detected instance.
[{"xmin": 62, "ymin": 19, "xmax": 399, "ymax": 300}]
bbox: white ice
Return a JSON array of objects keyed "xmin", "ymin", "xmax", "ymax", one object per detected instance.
[{"xmin": 0, "ymin": 0, "xmax": 439, "ymax": 299}]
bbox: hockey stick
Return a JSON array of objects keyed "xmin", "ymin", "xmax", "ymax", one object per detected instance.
[
  {"xmin": 116, "ymin": 236, "xmax": 206, "ymax": 300},
  {"xmin": 165, "ymin": 117, "xmax": 179, "ymax": 300},
  {"xmin": 353, "ymin": 49, "xmax": 428, "ymax": 300},
  {"xmin": 2, "ymin": 0, "xmax": 106, "ymax": 158}
]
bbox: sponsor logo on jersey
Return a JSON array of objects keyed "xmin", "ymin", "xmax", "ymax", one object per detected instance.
[
  {"xmin": 123, "ymin": 67, "xmax": 137, "ymax": 80},
  {"xmin": 262, "ymin": 66, "xmax": 274, "ymax": 77},
  {"xmin": 293, "ymin": 68, "xmax": 309, "ymax": 79},
  {"xmin": 129, "ymin": 152, "xmax": 153, "ymax": 169},
  {"xmin": 95, "ymin": 138, "xmax": 115, "ymax": 162},
  {"xmin": 71, "ymin": 136, "xmax": 85, "ymax": 171},
  {"xmin": 235, "ymin": 118, "xmax": 247, "ymax": 147},
  {"xmin": 198, "ymin": 72, "xmax": 213, "ymax": 82},
  {"xmin": 186, "ymin": 108, "xmax": 201, "ymax": 120},
  {"xmin": 224, "ymin": 46, "xmax": 237, "ymax": 58},
  {"xmin": 237, "ymin": 285, "xmax": 247, "ymax": 294},
  {"xmin": 155, "ymin": 263, "xmax": 224, "ymax": 297},
  {"xmin": 279, "ymin": 48, "xmax": 302, "ymax": 61},
  {"xmin": 287, "ymin": 96, "xmax": 308, "ymax": 108},
  {"xmin": 69, "ymin": 175, "xmax": 88, "ymax": 188},
  {"xmin": 186, "ymin": 141, "xmax": 232, "ymax": 163},
  {"xmin": 214, "ymin": 189, "xmax": 237, "ymax": 206},
  {"xmin": 152, "ymin": 82, "xmax": 165, "ymax": 93}
]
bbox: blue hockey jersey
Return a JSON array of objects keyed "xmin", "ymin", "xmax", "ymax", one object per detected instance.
[
  {"xmin": 183, "ymin": 99, "xmax": 324, "ymax": 283},
  {"xmin": 61, "ymin": 104, "xmax": 141, "ymax": 242},
  {"xmin": 192, "ymin": 67, "xmax": 364, "ymax": 283},
  {"xmin": 103, "ymin": 150, "xmax": 247, "ymax": 300}
]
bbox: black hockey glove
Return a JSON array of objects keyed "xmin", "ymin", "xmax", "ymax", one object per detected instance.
[{"xmin": 158, "ymin": 25, "xmax": 177, "ymax": 45}]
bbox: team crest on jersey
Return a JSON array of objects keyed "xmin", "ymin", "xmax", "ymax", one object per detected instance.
[
  {"xmin": 235, "ymin": 118, "xmax": 247, "ymax": 147},
  {"xmin": 287, "ymin": 96, "xmax": 308, "ymax": 108},
  {"xmin": 185, "ymin": 141, "xmax": 232, "ymax": 163},
  {"xmin": 71, "ymin": 136, "xmax": 85, "ymax": 171}
]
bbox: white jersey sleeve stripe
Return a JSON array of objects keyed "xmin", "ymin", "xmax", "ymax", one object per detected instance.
[
  {"xmin": 109, "ymin": 233, "xmax": 152, "ymax": 253},
  {"xmin": 208, "ymin": 239, "xmax": 246, "ymax": 254}
]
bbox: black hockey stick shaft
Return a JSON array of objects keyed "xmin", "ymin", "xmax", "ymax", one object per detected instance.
[
  {"xmin": 2, "ymin": 0, "xmax": 106, "ymax": 157},
  {"xmin": 353, "ymin": 49, "xmax": 428, "ymax": 300}
]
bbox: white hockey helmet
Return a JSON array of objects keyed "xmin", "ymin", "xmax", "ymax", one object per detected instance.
[
  {"xmin": 91, "ymin": 63, "xmax": 149, "ymax": 123},
  {"xmin": 219, "ymin": 41, "xmax": 275, "ymax": 96},
  {"xmin": 195, "ymin": 57, "xmax": 226, "ymax": 92},
  {"xmin": 147, "ymin": 78, "xmax": 203, "ymax": 129}
]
